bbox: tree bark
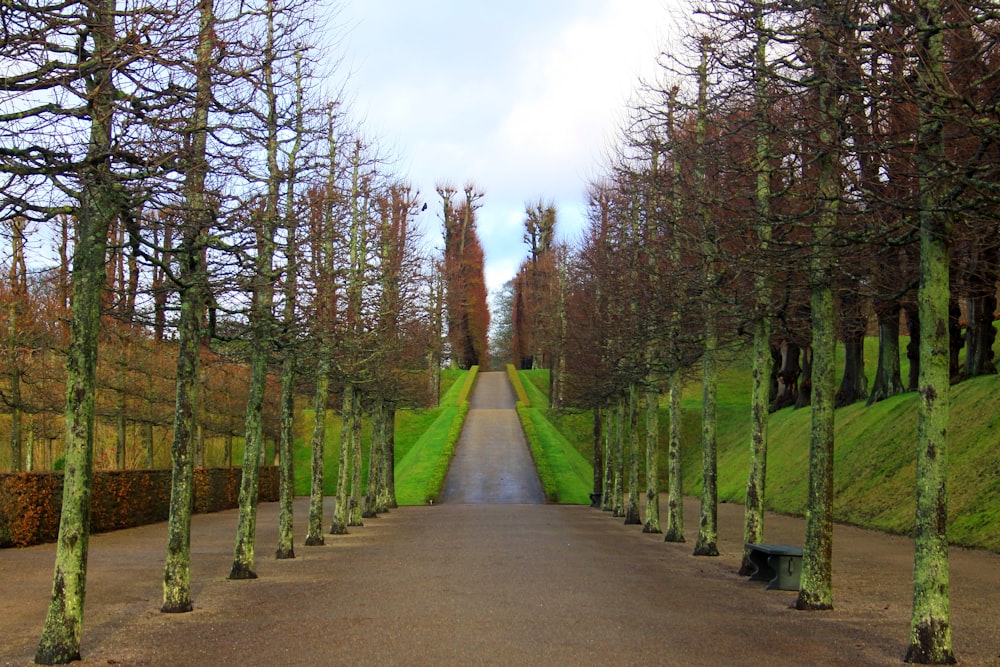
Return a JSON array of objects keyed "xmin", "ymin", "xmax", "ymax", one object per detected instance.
[
  {"xmin": 229, "ymin": 0, "xmax": 283, "ymax": 580},
  {"xmin": 378, "ymin": 406, "xmax": 397, "ymax": 510},
  {"xmin": 741, "ymin": 314, "xmax": 770, "ymax": 574},
  {"xmin": 601, "ymin": 404, "xmax": 614, "ymax": 512},
  {"xmin": 693, "ymin": 37, "xmax": 718, "ymax": 558},
  {"xmin": 663, "ymin": 370, "xmax": 685, "ymax": 543},
  {"xmin": 906, "ymin": 0, "xmax": 955, "ymax": 659},
  {"xmin": 591, "ymin": 406, "xmax": 604, "ymax": 507},
  {"xmin": 275, "ymin": 352, "xmax": 296, "ymax": 559},
  {"xmin": 35, "ymin": 1, "xmax": 117, "ymax": 659},
  {"xmin": 363, "ymin": 398, "xmax": 385, "ymax": 519},
  {"xmin": 905, "ymin": 304, "xmax": 921, "ymax": 391},
  {"xmin": 611, "ymin": 396, "xmax": 625, "ymax": 517},
  {"xmin": 742, "ymin": 4, "xmax": 773, "ymax": 574},
  {"xmin": 964, "ymin": 291, "xmax": 998, "ymax": 378},
  {"xmin": 624, "ymin": 385, "xmax": 642, "ymax": 525},
  {"xmin": 771, "ymin": 342, "xmax": 801, "ymax": 411},
  {"xmin": 835, "ymin": 291, "xmax": 868, "ymax": 407},
  {"xmin": 330, "ymin": 385, "xmax": 354, "ymax": 535},
  {"xmin": 868, "ymin": 301, "xmax": 905, "ymax": 405},
  {"xmin": 348, "ymin": 390, "xmax": 365, "ymax": 527},
  {"xmin": 642, "ymin": 385, "xmax": 661, "ymax": 534},
  {"xmin": 796, "ymin": 9, "xmax": 841, "ymax": 607},
  {"xmin": 304, "ymin": 357, "xmax": 330, "ymax": 546}
]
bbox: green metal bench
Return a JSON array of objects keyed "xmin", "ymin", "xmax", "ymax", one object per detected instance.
[{"xmin": 745, "ymin": 543, "xmax": 803, "ymax": 591}]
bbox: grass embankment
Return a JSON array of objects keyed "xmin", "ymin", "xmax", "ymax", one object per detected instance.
[
  {"xmin": 395, "ymin": 367, "xmax": 477, "ymax": 504},
  {"xmin": 509, "ymin": 365, "xmax": 591, "ymax": 504},
  {"xmin": 292, "ymin": 368, "xmax": 476, "ymax": 505},
  {"xmin": 531, "ymin": 333, "xmax": 1000, "ymax": 552}
]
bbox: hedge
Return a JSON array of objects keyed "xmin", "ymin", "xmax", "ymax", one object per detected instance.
[{"xmin": 0, "ymin": 467, "xmax": 279, "ymax": 548}]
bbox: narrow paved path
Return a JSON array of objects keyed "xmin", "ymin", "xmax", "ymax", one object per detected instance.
[{"xmin": 439, "ymin": 371, "xmax": 544, "ymax": 504}]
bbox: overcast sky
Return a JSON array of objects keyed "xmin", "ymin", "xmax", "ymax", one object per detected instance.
[{"xmin": 327, "ymin": 0, "xmax": 678, "ymax": 296}]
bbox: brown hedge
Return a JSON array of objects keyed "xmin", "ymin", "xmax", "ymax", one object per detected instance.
[{"xmin": 0, "ymin": 467, "xmax": 279, "ymax": 548}]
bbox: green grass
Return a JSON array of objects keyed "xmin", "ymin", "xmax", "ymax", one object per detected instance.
[
  {"xmin": 291, "ymin": 367, "xmax": 477, "ymax": 504},
  {"xmin": 519, "ymin": 369, "xmax": 550, "ymax": 408},
  {"xmin": 394, "ymin": 404, "xmax": 469, "ymax": 504},
  {"xmin": 530, "ymin": 330, "xmax": 1000, "ymax": 551},
  {"xmin": 511, "ymin": 366, "xmax": 592, "ymax": 504}
]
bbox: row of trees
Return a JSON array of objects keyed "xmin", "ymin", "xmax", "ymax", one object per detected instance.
[
  {"xmin": 0, "ymin": 0, "xmax": 490, "ymax": 662},
  {"xmin": 506, "ymin": 0, "xmax": 997, "ymax": 663}
]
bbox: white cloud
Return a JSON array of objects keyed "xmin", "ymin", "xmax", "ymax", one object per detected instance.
[{"xmin": 336, "ymin": 0, "xmax": 674, "ymax": 293}]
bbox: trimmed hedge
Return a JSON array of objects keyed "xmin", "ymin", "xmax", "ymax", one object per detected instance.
[
  {"xmin": 0, "ymin": 467, "xmax": 279, "ymax": 548},
  {"xmin": 506, "ymin": 364, "xmax": 530, "ymax": 406}
]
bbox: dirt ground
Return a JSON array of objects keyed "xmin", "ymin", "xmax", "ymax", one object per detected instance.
[{"xmin": 2, "ymin": 372, "xmax": 998, "ymax": 666}]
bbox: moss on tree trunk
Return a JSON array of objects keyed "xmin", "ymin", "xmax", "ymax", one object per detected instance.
[
  {"xmin": 663, "ymin": 370, "xmax": 685, "ymax": 543},
  {"xmin": 905, "ymin": 0, "xmax": 955, "ymax": 658},
  {"xmin": 35, "ymin": 2, "xmax": 116, "ymax": 659},
  {"xmin": 305, "ymin": 357, "xmax": 329, "ymax": 546}
]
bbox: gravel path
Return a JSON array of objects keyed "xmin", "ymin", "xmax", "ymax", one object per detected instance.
[{"xmin": 2, "ymin": 370, "xmax": 999, "ymax": 665}]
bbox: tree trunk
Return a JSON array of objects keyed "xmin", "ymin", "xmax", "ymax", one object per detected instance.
[
  {"xmin": 601, "ymin": 405, "xmax": 614, "ymax": 512},
  {"xmin": 275, "ymin": 352, "xmax": 296, "ymax": 559},
  {"xmin": 796, "ymin": 278, "xmax": 836, "ymax": 610},
  {"xmin": 796, "ymin": 345, "xmax": 814, "ymax": 409},
  {"xmin": 624, "ymin": 385, "xmax": 642, "ymax": 525},
  {"xmin": 161, "ymin": 255, "xmax": 205, "ymax": 610},
  {"xmin": 642, "ymin": 385, "xmax": 661, "ymax": 534},
  {"xmin": 590, "ymin": 406, "xmax": 603, "ymax": 507},
  {"xmin": 7, "ymin": 221, "xmax": 26, "ymax": 472},
  {"xmin": 378, "ymin": 406, "xmax": 397, "ymax": 510},
  {"xmin": 741, "ymin": 315, "xmax": 770, "ymax": 575},
  {"xmin": 836, "ymin": 293, "xmax": 868, "ymax": 407},
  {"xmin": 36, "ymin": 188, "xmax": 113, "ymax": 664},
  {"xmin": 663, "ymin": 370, "xmax": 685, "ymax": 543},
  {"xmin": 363, "ymin": 399, "xmax": 385, "ymax": 519},
  {"xmin": 229, "ymin": 0, "xmax": 281, "ymax": 580},
  {"xmin": 836, "ymin": 330, "xmax": 867, "ymax": 407},
  {"xmin": 948, "ymin": 300, "xmax": 963, "ymax": 379},
  {"xmin": 796, "ymin": 20, "xmax": 840, "ymax": 607},
  {"xmin": 742, "ymin": 6, "xmax": 773, "ymax": 574},
  {"xmin": 116, "ymin": 384, "xmax": 127, "ymax": 469},
  {"xmin": 611, "ymin": 396, "xmax": 625, "ymax": 517},
  {"xmin": 906, "ymin": 0, "xmax": 956, "ymax": 659},
  {"xmin": 143, "ymin": 372, "xmax": 155, "ymax": 468},
  {"xmin": 868, "ymin": 301, "xmax": 905, "ymax": 405},
  {"xmin": 228, "ymin": 332, "xmax": 268, "ymax": 580},
  {"xmin": 693, "ymin": 38, "xmax": 718, "ymax": 559},
  {"xmin": 162, "ymin": 0, "xmax": 212, "ymax": 609},
  {"xmin": 304, "ymin": 356, "xmax": 330, "ymax": 546},
  {"xmin": 349, "ymin": 388, "xmax": 364, "ymax": 527},
  {"xmin": 771, "ymin": 342, "xmax": 801, "ymax": 411},
  {"xmin": 694, "ymin": 322, "xmax": 719, "ymax": 557},
  {"xmin": 964, "ymin": 292, "xmax": 998, "ymax": 378},
  {"xmin": 905, "ymin": 304, "xmax": 921, "ymax": 391},
  {"xmin": 35, "ymin": 16, "xmax": 116, "ymax": 662},
  {"xmin": 907, "ymin": 205, "xmax": 957, "ymax": 663},
  {"xmin": 275, "ymin": 44, "xmax": 305, "ymax": 559},
  {"xmin": 330, "ymin": 385, "xmax": 354, "ymax": 535}
]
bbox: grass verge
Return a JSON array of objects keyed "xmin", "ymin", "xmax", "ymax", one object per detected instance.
[{"xmin": 511, "ymin": 365, "xmax": 591, "ymax": 504}]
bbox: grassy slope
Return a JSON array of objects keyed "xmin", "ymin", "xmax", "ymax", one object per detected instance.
[
  {"xmin": 292, "ymin": 368, "xmax": 470, "ymax": 500},
  {"xmin": 529, "ymin": 334, "xmax": 1000, "ymax": 552},
  {"xmin": 515, "ymin": 368, "xmax": 592, "ymax": 504}
]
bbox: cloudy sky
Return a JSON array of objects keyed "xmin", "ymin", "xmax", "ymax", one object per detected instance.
[{"xmin": 328, "ymin": 1, "xmax": 678, "ymax": 296}]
